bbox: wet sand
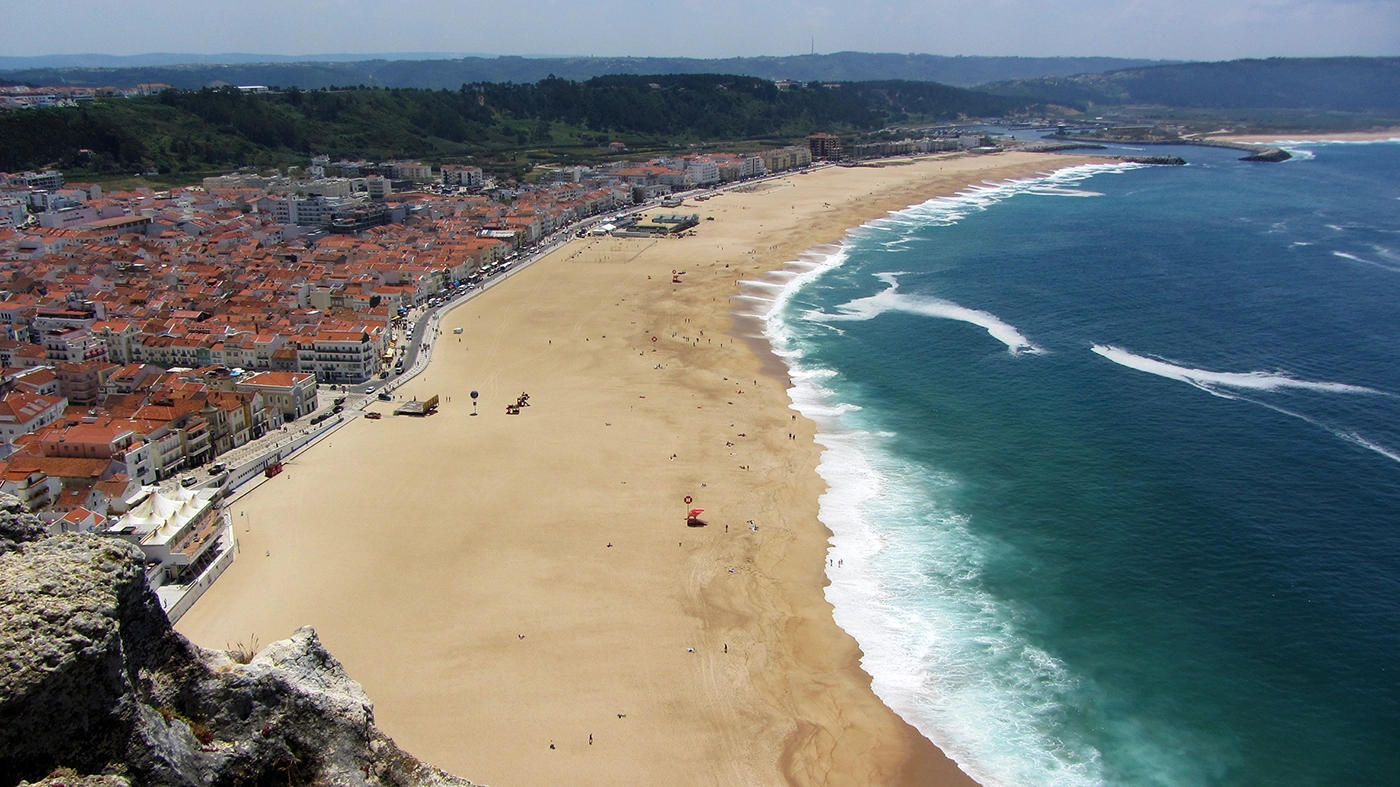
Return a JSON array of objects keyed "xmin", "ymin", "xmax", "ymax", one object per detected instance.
[{"xmin": 179, "ymin": 152, "xmax": 1082, "ymax": 786}]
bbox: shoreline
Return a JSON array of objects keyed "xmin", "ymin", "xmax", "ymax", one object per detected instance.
[
  {"xmin": 1216, "ymin": 130, "xmax": 1400, "ymax": 143},
  {"xmin": 177, "ymin": 151, "xmax": 1089, "ymax": 786}
]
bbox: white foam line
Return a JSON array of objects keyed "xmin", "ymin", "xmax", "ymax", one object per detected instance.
[
  {"xmin": 1221, "ymin": 392, "xmax": 1400, "ymax": 467},
  {"xmin": 1332, "ymin": 250, "xmax": 1400, "ymax": 273},
  {"xmin": 807, "ymin": 274, "xmax": 1041, "ymax": 354},
  {"xmin": 747, "ymin": 160, "xmax": 1153, "ymax": 787},
  {"xmin": 1340, "ymin": 432, "xmax": 1400, "ymax": 464},
  {"xmin": 1091, "ymin": 345, "xmax": 1385, "ymax": 394}
]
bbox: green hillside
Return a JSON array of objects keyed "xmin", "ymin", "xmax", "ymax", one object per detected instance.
[{"xmin": 0, "ymin": 74, "xmax": 1027, "ymax": 181}]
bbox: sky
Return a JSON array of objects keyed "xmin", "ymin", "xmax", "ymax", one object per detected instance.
[{"xmin": 2, "ymin": 0, "xmax": 1397, "ymax": 61}]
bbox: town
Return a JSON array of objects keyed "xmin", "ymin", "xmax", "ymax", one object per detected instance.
[{"xmin": 0, "ymin": 129, "xmax": 1004, "ymax": 618}]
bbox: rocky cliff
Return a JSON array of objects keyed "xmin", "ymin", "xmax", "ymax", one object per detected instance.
[{"xmin": 0, "ymin": 514, "xmax": 478, "ymax": 787}]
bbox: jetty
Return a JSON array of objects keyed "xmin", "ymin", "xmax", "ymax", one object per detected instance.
[{"xmin": 1044, "ymin": 132, "xmax": 1291, "ymax": 162}]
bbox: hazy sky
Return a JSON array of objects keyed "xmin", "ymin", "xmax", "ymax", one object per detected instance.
[{"xmin": 4, "ymin": 0, "xmax": 1397, "ymax": 61}]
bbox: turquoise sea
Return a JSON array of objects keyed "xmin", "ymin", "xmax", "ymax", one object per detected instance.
[{"xmin": 749, "ymin": 140, "xmax": 1400, "ymax": 787}]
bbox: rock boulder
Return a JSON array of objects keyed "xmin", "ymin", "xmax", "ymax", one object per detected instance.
[{"xmin": 0, "ymin": 533, "xmax": 478, "ymax": 787}]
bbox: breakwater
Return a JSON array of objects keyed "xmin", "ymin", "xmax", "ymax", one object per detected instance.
[{"xmin": 1047, "ymin": 133, "xmax": 1291, "ymax": 162}]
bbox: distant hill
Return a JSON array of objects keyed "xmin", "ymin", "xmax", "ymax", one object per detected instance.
[
  {"xmin": 0, "ymin": 52, "xmax": 484, "ymax": 69},
  {"xmin": 0, "ymin": 52, "xmax": 1171, "ymax": 91},
  {"xmin": 981, "ymin": 57, "xmax": 1400, "ymax": 113},
  {"xmin": 0, "ymin": 74, "xmax": 1028, "ymax": 177}
]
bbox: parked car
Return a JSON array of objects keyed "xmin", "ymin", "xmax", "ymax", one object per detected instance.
[{"xmin": 378, "ymin": 392, "xmax": 393, "ymax": 401}]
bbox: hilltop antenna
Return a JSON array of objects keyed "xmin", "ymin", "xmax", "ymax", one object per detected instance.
[{"xmin": 811, "ymin": 37, "xmax": 815, "ymax": 56}]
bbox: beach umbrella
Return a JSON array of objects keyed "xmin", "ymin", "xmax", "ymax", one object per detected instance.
[{"xmin": 688, "ymin": 508, "xmax": 705, "ymax": 517}]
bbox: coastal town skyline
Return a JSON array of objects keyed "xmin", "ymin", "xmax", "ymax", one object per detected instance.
[{"xmin": 3, "ymin": 0, "xmax": 1397, "ymax": 62}]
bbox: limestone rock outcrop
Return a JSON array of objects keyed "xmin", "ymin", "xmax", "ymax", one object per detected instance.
[{"xmin": 0, "ymin": 526, "xmax": 478, "ymax": 787}]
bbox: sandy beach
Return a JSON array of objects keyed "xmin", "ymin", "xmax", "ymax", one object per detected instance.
[{"xmin": 178, "ymin": 151, "xmax": 1083, "ymax": 787}]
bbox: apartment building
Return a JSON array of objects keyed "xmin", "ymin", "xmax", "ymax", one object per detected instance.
[{"xmin": 234, "ymin": 371, "xmax": 318, "ymax": 424}]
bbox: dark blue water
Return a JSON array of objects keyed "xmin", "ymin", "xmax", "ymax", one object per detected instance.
[{"xmin": 762, "ymin": 143, "xmax": 1400, "ymax": 787}]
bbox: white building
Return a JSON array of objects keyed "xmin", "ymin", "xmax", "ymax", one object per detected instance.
[
  {"xmin": 389, "ymin": 161, "xmax": 434, "ymax": 182},
  {"xmin": 0, "ymin": 390, "xmax": 68, "ymax": 456},
  {"xmin": 295, "ymin": 331, "xmax": 380, "ymax": 384},
  {"xmin": 269, "ymin": 195, "xmax": 344, "ymax": 227},
  {"xmin": 299, "ymin": 178, "xmax": 356, "ymax": 198},
  {"xmin": 235, "ymin": 371, "xmax": 319, "ymax": 423},
  {"xmin": 0, "ymin": 199, "xmax": 28, "ymax": 227},
  {"xmin": 442, "ymin": 165, "xmax": 484, "ymax": 188},
  {"xmin": 108, "ymin": 486, "xmax": 236, "ymax": 622},
  {"xmin": 686, "ymin": 158, "xmax": 721, "ymax": 186}
]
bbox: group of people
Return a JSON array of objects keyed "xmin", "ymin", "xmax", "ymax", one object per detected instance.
[{"xmin": 505, "ymin": 391, "xmax": 532, "ymax": 415}]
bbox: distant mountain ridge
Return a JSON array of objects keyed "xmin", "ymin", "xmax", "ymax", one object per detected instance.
[
  {"xmin": 982, "ymin": 57, "xmax": 1400, "ymax": 113},
  {"xmin": 0, "ymin": 51, "xmax": 1173, "ymax": 90},
  {"xmin": 0, "ymin": 52, "xmax": 486, "ymax": 69}
]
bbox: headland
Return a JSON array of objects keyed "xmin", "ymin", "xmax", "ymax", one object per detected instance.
[{"xmin": 177, "ymin": 151, "xmax": 1085, "ymax": 786}]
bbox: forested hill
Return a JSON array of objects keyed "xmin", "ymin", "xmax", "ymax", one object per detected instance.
[
  {"xmin": 0, "ymin": 52, "xmax": 1169, "ymax": 91},
  {"xmin": 0, "ymin": 74, "xmax": 1028, "ymax": 177},
  {"xmin": 982, "ymin": 57, "xmax": 1400, "ymax": 112}
]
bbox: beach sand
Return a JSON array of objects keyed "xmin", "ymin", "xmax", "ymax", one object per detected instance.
[{"xmin": 178, "ymin": 152, "xmax": 1080, "ymax": 787}]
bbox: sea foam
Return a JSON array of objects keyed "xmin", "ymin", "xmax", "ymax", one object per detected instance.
[
  {"xmin": 1090, "ymin": 345, "xmax": 1384, "ymax": 395},
  {"xmin": 755, "ymin": 163, "xmax": 1152, "ymax": 787},
  {"xmin": 808, "ymin": 272, "xmax": 1042, "ymax": 354},
  {"xmin": 1092, "ymin": 345, "xmax": 1400, "ymax": 464}
]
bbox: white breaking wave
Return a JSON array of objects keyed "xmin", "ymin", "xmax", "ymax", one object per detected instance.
[
  {"xmin": 1339, "ymin": 432, "xmax": 1400, "ymax": 464},
  {"xmin": 748, "ymin": 161, "xmax": 1155, "ymax": 787},
  {"xmin": 884, "ymin": 161, "xmax": 1142, "ymax": 230},
  {"xmin": 1094, "ymin": 346, "xmax": 1400, "ymax": 466},
  {"xmin": 808, "ymin": 273, "xmax": 1042, "ymax": 354},
  {"xmin": 1332, "ymin": 251, "xmax": 1400, "ymax": 273},
  {"xmin": 1090, "ymin": 345, "xmax": 1384, "ymax": 395}
]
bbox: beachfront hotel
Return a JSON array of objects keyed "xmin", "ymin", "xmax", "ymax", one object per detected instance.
[{"xmin": 107, "ymin": 485, "xmax": 235, "ymax": 622}]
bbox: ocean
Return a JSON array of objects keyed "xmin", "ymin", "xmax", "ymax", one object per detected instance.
[{"xmin": 751, "ymin": 141, "xmax": 1400, "ymax": 787}]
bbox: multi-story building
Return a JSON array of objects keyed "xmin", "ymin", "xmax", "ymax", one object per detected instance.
[
  {"xmin": 389, "ymin": 161, "xmax": 434, "ymax": 182},
  {"xmin": 0, "ymin": 390, "xmax": 68, "ymax": 456},
  {"xmin": 269, "ymin": 195, "xmax": 344, "ymax": 227},
  {"xmin": 686, "ymin": 158, "xmax": 721, "ymax": 186},
  {"xmin": 42, "ymin": 328, "xmax": 107, "ymax": 363},
  {"xmin": 295, "ymin": 331, "xmax": 379, "ymax": 383},
  {"xmin": 760, "ymin": 145, "xmax": 813, "ymax": 174},
  {"xmin": 56, "ymin": 360, "xmax": 121, "ymax": 405},
  {"xmin": 234, "ymin": 371, "xmax": 318, "ymax": 424},
  {"xmin": 107, "ymin": 486, "xmax": 236, "ymax": 622},
  {"xmin": 92, "ymin": 320, "xmax": 143, "ymax": 364},
  {"xmin": 442, "ymin": 165, "xmax": 484, "ymax": 188}
]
